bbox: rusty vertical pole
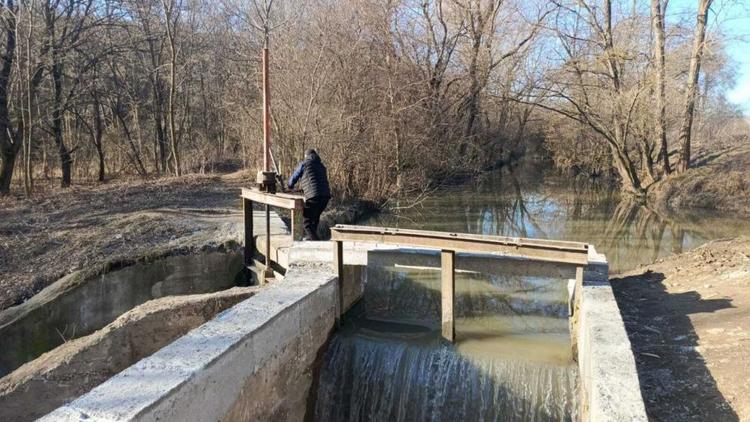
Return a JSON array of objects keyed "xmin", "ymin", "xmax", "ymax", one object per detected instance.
[
  {"xmin": 262, "ymin": 35, "xmax": 273, "ymax": 281},
  {"xmin": 262, "ymin": 41, "xmax": 271, "ymax": 173}
]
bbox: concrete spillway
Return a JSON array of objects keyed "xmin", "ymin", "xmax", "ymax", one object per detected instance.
[
  {"xmin": 314, "ymin": 316, "xmax": 578, "ymax": 421},
  {"xmin": 39, "ymin": 212, "xmax": 647, "ymax": 421},
  {"xmin": 312, "ymin": 256, "xmax": 578, "ymax": 421}
]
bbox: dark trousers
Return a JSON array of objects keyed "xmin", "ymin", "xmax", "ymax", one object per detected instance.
[{"xmin": 302, "ymin": 196, "xmax": 329, "ymax": 240}]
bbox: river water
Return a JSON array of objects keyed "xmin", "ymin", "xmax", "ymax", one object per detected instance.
[{"xmin": 362, "ymin": 163, "xmax": 750, "ymax": 274}]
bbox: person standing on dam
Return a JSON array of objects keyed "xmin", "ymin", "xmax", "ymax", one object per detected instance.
[{"xmin": 287, "ymin": 149, "xmax": 331, "ymax": 240}]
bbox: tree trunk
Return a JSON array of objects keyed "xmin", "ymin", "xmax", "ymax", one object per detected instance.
[
  {"xmin": 651, "ymin": 0, "xmax": 670, "ymax": 175},
  {"xmin": 677, "ymin": 0, "xmax": 713, "ymax": 173},
  {"xmin": 0, "ymin": 147, "xmax": 16, "ymax": 194},
  {"xmin": 461, "ymin": 30, "xmax": 482, "ymax": 157},
  {"xmin": 611, "ymin": 124, "xmax": 644, "ymax": 196},
  {"xmin": 93, "ymin": 96, "xmax": 105, "ymax": 182},
  {"xmin": 52, "ymin": 61, "xmax": 71, "ymax": 187},
  {"xmin": 0, "ymin": 0, "xmax": 18, "ymax": 195},
  {"xmin": 115, "ymin": 103, "xmax": 148, "ymax": 176},
  {"xmin": 610, "ymin": 146, "xmax": 643, "ymax": 196},
  {"xmin": 163, "ymin": 0, "xmax": 181, "ymax": 177},
  {"xmin": 638, "ymin": 138, "xmax": 656, "ymax": 186}
]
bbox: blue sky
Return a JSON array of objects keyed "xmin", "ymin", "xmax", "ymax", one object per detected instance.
[{"xmin": 669, "ymin": 0, "xmax": 750, "ymax": 115}]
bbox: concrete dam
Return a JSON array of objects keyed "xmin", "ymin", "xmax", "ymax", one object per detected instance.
[{"xmin": 2, "ymin": 190, "xmax": 648, "ymax": 421}]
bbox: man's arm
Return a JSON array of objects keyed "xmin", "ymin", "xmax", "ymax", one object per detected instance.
[{"xmin": 288, "ymin": 162, "xmax": 304, "ymax": 189}]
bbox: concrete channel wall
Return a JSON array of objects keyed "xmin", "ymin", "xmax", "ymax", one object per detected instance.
[
  {"xmin": 42, "ymin": 212, "xmax": 647, "ymax": 421},
  {"xmin": 41, "ymin": 262, "xmax": 339, "ymax": 422},
  {"xmin": 574, "ymin": 249, "xmax": 648, "ymax": 421}
]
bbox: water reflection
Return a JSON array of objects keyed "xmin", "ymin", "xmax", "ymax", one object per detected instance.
[{"xmin": 364, "ymin": 165, "xmax": 750, "ymax": 273}]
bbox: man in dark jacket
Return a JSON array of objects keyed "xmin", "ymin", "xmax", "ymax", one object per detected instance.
[{"xmin": 287, "ymin": 149, "xmax": 331, "ymax": 240}]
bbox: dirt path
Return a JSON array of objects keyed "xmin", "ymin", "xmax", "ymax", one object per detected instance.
[{"xmin": 611, "ymin": 238, "xmax": 750, "ymax": 421}]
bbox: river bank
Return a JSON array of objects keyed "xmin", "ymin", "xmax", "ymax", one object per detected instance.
[{"xmin": 649, "ymin": 145, "xmax": 750, "ymax": 218}]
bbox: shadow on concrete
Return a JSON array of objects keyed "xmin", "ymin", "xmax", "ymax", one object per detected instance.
[{"xmin": 610, "ymin": 270, "xmax": 739, "ymax": 421}]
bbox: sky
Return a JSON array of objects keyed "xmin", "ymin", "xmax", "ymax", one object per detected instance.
[{"xmin": 669, "ymin": 0, "xmax": 750, "ymax": 115}]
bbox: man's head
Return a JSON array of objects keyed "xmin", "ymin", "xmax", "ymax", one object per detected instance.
[{"xmin": 305, "ymin": 149, "xmax": 319, "ymax": 161}]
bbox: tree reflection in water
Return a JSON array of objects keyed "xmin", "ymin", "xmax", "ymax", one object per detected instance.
[{"xmin": 364, "ymin": 165, "xmax": 750, "ymax": 273}]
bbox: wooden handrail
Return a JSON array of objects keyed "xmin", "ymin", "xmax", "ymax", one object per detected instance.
[
  {"xmin": 330, "ymin": 224, "xmax": 590, "ymax": 342},
  {"xmin": 241, "ymin": 188, "xmax": 304, "ymax": 210},
  {"xmin": 241, "ymin": 188, "xmax": 305, "ymax": 282}
]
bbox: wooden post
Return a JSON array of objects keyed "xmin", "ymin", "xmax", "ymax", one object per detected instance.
[
  {"xmin": 263, "ymin": 204, "xmax": 273, "ymax": 281},
  {"xmin": 441, "ymin": 250, "xmax": 455, "ymax": 342},
  {"xmin": 243, "ymin": 199, "xmax": 253, "ymax": 267},
  {"xmin": 333, "ymin": 240, "xmax": 344, "ymax": 326},
  {"xmin": 291, "ymin": 209, "xmax": 299, "ymax": 241}
]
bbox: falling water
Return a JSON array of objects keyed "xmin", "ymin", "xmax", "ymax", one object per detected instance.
[{"xmin": 313, "ymin": 254, "xmax": 579, "ymax": 421}]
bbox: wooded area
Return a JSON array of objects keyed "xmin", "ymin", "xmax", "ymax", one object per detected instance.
[{"xmin": 0, "ymin": 0, "xmax": 745, "ymax": 202}]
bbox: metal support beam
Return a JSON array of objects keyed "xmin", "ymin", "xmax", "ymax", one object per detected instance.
[
  {"xmin": 441, "ymin": 250, "xmax": 455, "ymax": 342},
  {"xmin": 262, "ymin": 46, "xmax": 271, "ymax": 172},
  {"xmin": 333, "ymin": 240, "xmax": 344, "ymax": 326},
  {"xmin": 243, "ymin": 199, "xmax": 253, "ymax": 267}
]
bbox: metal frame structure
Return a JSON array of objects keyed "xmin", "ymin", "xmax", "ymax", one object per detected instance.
[{"xmin": 330, "ymin": 224, "xmax": 590, "ymax": 342}]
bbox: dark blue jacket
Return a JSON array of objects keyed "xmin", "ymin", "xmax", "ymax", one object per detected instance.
[{"xmin": 288, "ymin": 152, "xmax": 331, "ymax": 200}]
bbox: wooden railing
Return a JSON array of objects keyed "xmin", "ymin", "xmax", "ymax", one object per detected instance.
[
  {"xmin": 241, "ymin": 188, "xmax": 304, "ymax": 280},
  {"xmin": 330, "ymin": 225, "xmax": 590, "ymax": 342}
]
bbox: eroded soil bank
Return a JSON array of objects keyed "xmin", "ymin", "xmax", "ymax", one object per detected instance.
[
  {"xmin": 611, "ymin": 237, "xmax": 750, "ymax": 421},
  {"xmin": 0, "ymin": 174, "xmax": 251, "ymax": 311}
]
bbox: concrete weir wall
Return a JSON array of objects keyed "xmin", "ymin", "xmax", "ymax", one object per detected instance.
[{"xmin": 42, "ymin": 212, "xmax": 647, "ymax": 421}]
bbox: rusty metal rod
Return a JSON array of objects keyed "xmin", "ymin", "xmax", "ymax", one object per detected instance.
[{"xmin": 262, "ymin": 46, "xmax": 270, "ymax": 173}]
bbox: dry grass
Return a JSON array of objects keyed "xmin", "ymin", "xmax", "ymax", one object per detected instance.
[{"xmin": 650, "ymin": 145, "xmax": 750, "ymax": 217}]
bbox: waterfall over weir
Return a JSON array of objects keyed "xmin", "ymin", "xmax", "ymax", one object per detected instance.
[{"xmin": 312, "ymin": 254, "xmax": 579, "ymax": 422}]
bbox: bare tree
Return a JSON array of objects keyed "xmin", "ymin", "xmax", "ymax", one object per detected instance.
[
  {"xmin": 0, "ymin": 0, "xmax": 20, "ymax": 194},
  {"xmin": 676, "ymin": 0, "xmax": 713, "ymax": 172},
  {"xmin": 651, "ymin": 0, "xmax": 669, "ymax": 175}
]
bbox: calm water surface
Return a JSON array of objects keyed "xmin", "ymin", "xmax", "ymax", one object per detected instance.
[{"xmin": 362, "ymin": 163, "xmax": 750, "ymax": 273}]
